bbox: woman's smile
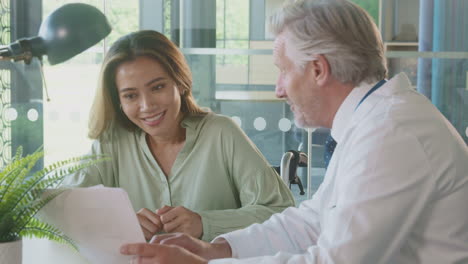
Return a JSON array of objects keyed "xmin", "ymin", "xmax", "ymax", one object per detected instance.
[{"xmin": 141, "ymin": 110, "xmax": 166, "ymax": 126}]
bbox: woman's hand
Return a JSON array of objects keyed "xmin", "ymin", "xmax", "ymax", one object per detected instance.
[
  {"xmin": 157, "ymin": 205, "xmax": 203, "ymax": 239},
  {"xmin": 120, "ymin": 233, "xmax": 231, "ymax": 263},
  {"xmin": 137, "ymin": 208, "xmax": 163, "ymax": 241},
  {"xmin": 120, "ymin": 242, "xmax": 207, "ymax": 264},
  {"xmin": 151, "ymin": 233, "xmax": 232, "ymax": 260}
]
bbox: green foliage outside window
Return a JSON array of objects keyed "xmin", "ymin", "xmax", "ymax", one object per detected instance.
[
  {"xmin": 216, "ymin": 0, "xmax": 249, "ymax": 66},
  {"xmin": 351, "ymin": 0, "xmax": 379, "ymax": 24},
  {"xmin": 104, "ymin": 1, "xmax": 139, "ymax": 45},
  {"xmin": 214, "ymin": 0, "xmax": 379, "ymax": 67},
  {"xmin": 43, "ymin": 0, "xmax": 138, "ymax": 65}
]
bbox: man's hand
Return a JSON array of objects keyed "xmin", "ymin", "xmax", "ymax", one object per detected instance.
[
  {"xmin": 151, "ymin": 233, "xmax": 232, "ymax": 260},
  {"xmin": 157, "ymin": 206, "xmax": 203, "ymax": 239},
  {"xmin": 120, "ymin": 242, "xmax": 207, "ymax": 264},
  {"xmin": 137, "ymin": 208, "xmax": 163, "ymax": 241}
]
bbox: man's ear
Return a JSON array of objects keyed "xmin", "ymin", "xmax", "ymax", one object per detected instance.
[{"xmin": 308, "ymin": 54, "xmax": 330, "ymax": 86}]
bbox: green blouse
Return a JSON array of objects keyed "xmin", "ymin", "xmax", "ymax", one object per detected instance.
[{"xmin": 63, "ymin": 113, "xmax": 295, "ymax": 241}]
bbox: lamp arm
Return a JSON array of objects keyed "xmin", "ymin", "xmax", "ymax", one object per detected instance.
[{"xmin": 0, "ymin": 37, "xmax": 45, "ymax": 65}]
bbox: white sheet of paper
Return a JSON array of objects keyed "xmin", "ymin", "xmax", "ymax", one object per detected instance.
[{"xmin": 38, "ymin": 186, "xmax": 145, "ymax": 264}]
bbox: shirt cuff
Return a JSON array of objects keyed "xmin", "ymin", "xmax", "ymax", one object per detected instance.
[
  {"xmin": 199, "ymin": 210, "xmax": 248, "ymax": 242},
  {"xmin": 200, "ymin": 211, "xmax": 213, "ymax": 241},
  {"xmin": 211, "ymin": 235, "xmax": 239, "ymax": 259},
  {"xmin": 211, "ymin": 222, "xmax": 257, "ymax": 259}
]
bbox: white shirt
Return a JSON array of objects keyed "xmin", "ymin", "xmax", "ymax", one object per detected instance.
[{"xmin": 210, "ymin": 73, "xmax": 468, "ymax": 264}]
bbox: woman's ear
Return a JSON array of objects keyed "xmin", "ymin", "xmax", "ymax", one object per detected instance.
[
  {"xmin": 177, "ymin": 86, "xmax": 182, "ymax": 95},
  {"xmin": 308, "ymin": 54, "xmax": 331, "ymax": 86},
  {"xmin": 178, "ymin": 86, "xmax": 186, "ymax": 96}
]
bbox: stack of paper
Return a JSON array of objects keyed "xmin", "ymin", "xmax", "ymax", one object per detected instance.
[{"xmin": 39, "ymin": 186, "xmax": 146, "ymax": 264}]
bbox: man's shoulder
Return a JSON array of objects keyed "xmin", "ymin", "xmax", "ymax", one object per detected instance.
[{"xmin": 347, "ymin": 91, "xmax": 465, "ymax": 166}]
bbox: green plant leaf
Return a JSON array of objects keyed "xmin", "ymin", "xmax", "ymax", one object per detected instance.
[
  {"xmin": 0, "ymin": 146, "xmax": 108, "ymax": 247},
  {"xmin": 20, "ymin": 218, "xmax": 78, "ymax": 251}
]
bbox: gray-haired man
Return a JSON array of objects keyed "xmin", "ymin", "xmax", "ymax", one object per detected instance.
[{"xmin": 121, "ymin": 0, "xmax": 468, "ymax": 263}]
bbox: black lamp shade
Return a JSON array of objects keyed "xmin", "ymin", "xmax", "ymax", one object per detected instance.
[{"xmin": 38, "ymin": 3, "xmax": 111, "ymax": 65}]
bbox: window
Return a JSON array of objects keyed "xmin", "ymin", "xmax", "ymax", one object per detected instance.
[{"xmin": 42, "ymin": 0, "xmax": 139, "ymax": 164}]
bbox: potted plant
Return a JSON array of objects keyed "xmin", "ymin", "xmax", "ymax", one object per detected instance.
[{"xmin": 0, "ymin": 146, "xmax": 104, "ymax": 263}]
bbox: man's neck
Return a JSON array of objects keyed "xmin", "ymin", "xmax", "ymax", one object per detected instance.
[{"xmin": 323, "ymin": 79, "xmax": 355, "ymax": 128}]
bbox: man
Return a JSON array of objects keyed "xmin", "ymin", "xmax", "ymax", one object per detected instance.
[{"xmin": 120, "ymin": 0, "xmax": 468, "ymax": 263}]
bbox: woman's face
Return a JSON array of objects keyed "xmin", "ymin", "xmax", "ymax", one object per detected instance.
[{"xmin": 115, "ymin": 56, "xmax": 183, "ymax": 138}]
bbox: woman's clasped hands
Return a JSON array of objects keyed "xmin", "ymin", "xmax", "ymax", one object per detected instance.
[{"xmin": 137, "ymin": 205, "xmax": 203, "ymax": 240}]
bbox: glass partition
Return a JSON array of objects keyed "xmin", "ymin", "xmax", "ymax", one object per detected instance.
[{"xmin": 0, "ymin": 0, "xmax": 11, "ymax": 168}]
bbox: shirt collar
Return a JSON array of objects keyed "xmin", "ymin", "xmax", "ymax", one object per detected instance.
[
  {"xmin": 330, "ymin": 73, "xmax": 411, "ymax": 143},
  {"xmin": 138, "ymin": 114, "xmax": 206, "ymax": 144},
  {"xmin": 181, "ymin": 113, "xmax": 211, "ymax": 130},
  {"xmin": 330, "ymin": 80, "xmax": 378, "ymax": 144},
  {"xmin": 181, "ymin": 114, "xmax": 196, "ymax": 129}
]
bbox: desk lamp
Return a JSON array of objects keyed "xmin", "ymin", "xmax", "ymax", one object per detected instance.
[{"xmin": 0, "ymin": 3, "xmax": 111, "ymax": 65}]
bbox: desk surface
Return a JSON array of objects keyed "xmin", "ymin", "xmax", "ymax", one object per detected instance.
[{"xmin": 23, "ymin": 239, "xmax": 89, "ymax": 264}]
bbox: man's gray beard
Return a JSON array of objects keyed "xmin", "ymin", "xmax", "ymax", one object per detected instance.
[
  {"xmin": 294, "ymin": 115, "xmax": 310, "ymax": 129},
  {"xmin": 294, "ymin": 116, "xmax": 320, "ymax": 130},
  {"xmin": 294, "ymin": 118, "xmax": 305, "ymax": 128}
]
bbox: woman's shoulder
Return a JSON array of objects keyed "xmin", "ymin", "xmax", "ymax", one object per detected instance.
[{"xmin": 194, "ymin": 112, "xmax": 240, "ymax": 132}]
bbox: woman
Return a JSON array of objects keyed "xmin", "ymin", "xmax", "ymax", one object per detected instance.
[{"xmin": 64, "ymin": 30, "xmax": 294, "ymax": 242}]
